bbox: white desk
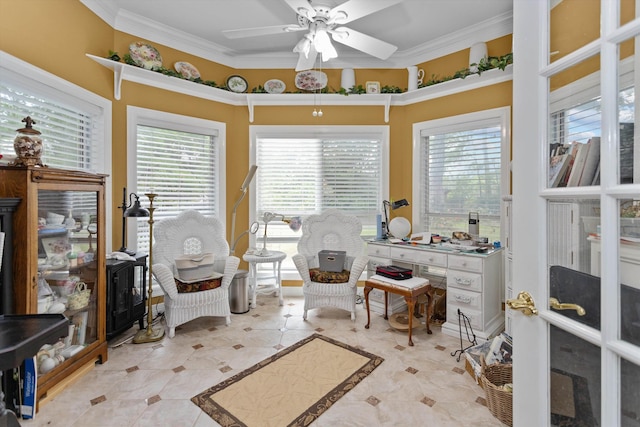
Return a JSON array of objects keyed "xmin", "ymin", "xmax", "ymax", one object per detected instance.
[
  {"xmin": 242, "ymin": 251, "xmax": 286, "ymax": 308},
  {"xmin": 367, "ymin": 240, "xmax": 504, "ymax": 340}
]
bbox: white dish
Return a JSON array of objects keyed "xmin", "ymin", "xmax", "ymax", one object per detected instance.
[
  {"xmin": 295, "ymin": 70, "xmax": 327, "ymax": 91},
  {"xmin": 174, "ymin": 61, "xmax": 200, "ymax": 79},
  {"xmin": 129, "ymin": 41, "xmax": 163, "ymax": 70},
  {"xmin": 264, "ymin": 79, "xmax": 286, "ymax": 94}
]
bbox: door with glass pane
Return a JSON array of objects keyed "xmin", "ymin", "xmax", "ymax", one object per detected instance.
[{"xmin": 512, "ymin": 0, "xmax": 640, "ymax": 425}]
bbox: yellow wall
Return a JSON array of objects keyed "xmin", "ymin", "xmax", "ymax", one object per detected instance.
[{"xmin": 0, "ymin": 0, "xmax": 513, "ymax": 262}]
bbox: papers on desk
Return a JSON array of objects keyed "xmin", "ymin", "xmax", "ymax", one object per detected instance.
[{"xmin": 370, "ymin": 274, "xmax": 429, "ymax": 289}]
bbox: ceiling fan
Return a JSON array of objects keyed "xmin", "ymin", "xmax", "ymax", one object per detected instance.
[{"xmin": 222, "ymin": 0, "xmax": 402, "ymax": 71}]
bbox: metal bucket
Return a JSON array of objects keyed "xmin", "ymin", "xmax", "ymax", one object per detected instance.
[{"xmin": 229, "ymin": 269, "xmax": 249, "ymax": 314}]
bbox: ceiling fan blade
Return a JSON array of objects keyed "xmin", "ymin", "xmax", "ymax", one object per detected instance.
[
  {"xmin": 295, "ymin": 45, "xmax": 318, "ymax": 71},
  {"xmin": 283, "ymin": 0, "xmax": 316, "ymax": 20},
  {"xmin": 222, "ymin": 24, "xmax": 306, "ymax": 39},
  {"xmin": 331, "ymin": 27, "xmax": 398, "ymax": 60},
  {"xmin": 328, "ymin": 0, "xmax": 402, "ymax": 25}
]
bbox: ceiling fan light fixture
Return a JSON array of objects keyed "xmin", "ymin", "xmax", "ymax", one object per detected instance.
[
  {"xmin": 293, "ymin": 34, "xmax": 312, "ymax": 58},
  {"xmin": 313, "ymin": 29, "xmax": 337, "ymax": 61}
]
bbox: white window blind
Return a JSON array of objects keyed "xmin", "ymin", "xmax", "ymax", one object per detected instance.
[
  {"xmin": 133, "ymin": 125, "xmax": 220, "ymax": 253},
  {"xmin": 0, "ymin": 81, "xmax": 103, "ymax": 172},
  {"xmin": 256, "ymin": 136, "xmax": 383, "ymax": 230},
  {"xmin": 253, "ymin": 129, "xmax": 386, "ymax": 274},
  {"xmin": 417, "ymin": 113, "xmax": 505, "ymax": 242}
]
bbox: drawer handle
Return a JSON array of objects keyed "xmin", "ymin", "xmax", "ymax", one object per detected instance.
[
  {"xmin": 454, "ymin": 295, "xmax": 472, "ymax": 304},
  {"xmin": 455, "ymin": 277, "xmax": 473, "ymax": 286}
]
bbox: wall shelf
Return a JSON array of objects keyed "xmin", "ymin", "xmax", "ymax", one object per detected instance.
[{"xmin": 87, "ymin": 54, "xmax": 513, "ymax": 123}]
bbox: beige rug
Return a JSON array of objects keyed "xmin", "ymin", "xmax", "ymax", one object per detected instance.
[{"xmin": 192, "ymin": 333, "xmax": 384, "ymax": 427}]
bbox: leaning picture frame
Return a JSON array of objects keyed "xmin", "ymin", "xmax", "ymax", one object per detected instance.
[{"xmin": 366, "ymin": 81, "xmax": 380, "ymax": 94}]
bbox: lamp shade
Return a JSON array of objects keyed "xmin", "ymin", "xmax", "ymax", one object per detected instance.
[
  {"xmin": 124, "ymin": 199, "xmax": 149, "ymax": 217},
  {"xmin": 389, "ymin": 217, "xmax": 411, "ymax": 239}
]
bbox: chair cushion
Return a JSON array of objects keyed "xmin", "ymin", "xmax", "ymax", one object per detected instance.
[
  {"xmin": 175, "ymin": 277, "xmax": 222, "ymax": 293},
  {"xmin": 309, "ymin": 268, "xmax": 350, "ymax": 283}
]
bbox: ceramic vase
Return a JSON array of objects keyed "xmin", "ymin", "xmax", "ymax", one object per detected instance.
[
  {"xmin": 13, "ymin": 116, "xmax": 44, "ymax": 167},
  {"xmin": 469, "ymin": 42, "xmax": 488, "ymax": 73},
  {"xmin": 341, "ymin": 68, "xmax": 355, "ymax": 91}
]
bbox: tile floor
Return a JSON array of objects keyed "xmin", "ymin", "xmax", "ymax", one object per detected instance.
[{"xmin": 21, "ymin": 292, "xmax": 505, "ymax": 427}]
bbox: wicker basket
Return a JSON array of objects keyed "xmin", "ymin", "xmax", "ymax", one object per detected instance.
[
  {"xmin": 67, "ymin": 281, "xmax": 91, "ymax": 310},
  {"xmin": 481, "ymin": 360, "xmax": 513, "ymax": 426}
]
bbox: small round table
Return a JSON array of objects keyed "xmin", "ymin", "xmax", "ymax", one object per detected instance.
[{"xmin": 242, "ymin": 250, "xmax": 286, "ymax": 308}]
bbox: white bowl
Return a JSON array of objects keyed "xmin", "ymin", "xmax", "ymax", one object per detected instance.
[{"xmin": 47, "ymin": 212, "xmax": 65, "ymax": 225}]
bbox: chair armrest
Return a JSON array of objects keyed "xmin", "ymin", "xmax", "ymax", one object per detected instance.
[
  {"xmin": 153, "ymin": 263, "xmax": 179, "ymax": 299},
  {"xmin": 220, "ymin": 255, "xmax": 240, "ymax": 289},
  {"xmin": 292, "ymin": 254, "xmax": 311, "ymax": 283},
  {"xmin": 347, "ymin": 255, "xmax": 369, "ymax": 287}
]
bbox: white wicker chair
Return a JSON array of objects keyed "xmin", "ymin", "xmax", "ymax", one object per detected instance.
[
  {"xmin": 292, "ymin": 209, "xmax": 368, "ymax": 321},
  {"xmin": 152, "ymin": 210, "xmax": 240, "ymax": 338}
]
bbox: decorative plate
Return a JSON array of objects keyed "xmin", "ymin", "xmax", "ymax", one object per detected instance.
[
  {"xmin": 226, "ymin": 75, "xmax": 248, "ymax": 93},
  {"xmin": 128, "ymin": 42, "xmax": 163, "ymax": 70},
  {"xmin": 174, "ymin": 61, "xmax": 200, "ymax": 79},
  {"xmin": 264, "ymin": 79, "xmax": 286, "ymax": 94},
  {"xmin": 295, "ymin": 70, "xmax": 327, "ymax": 91}
]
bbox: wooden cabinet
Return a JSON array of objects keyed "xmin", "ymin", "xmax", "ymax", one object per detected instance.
[{"xmin": 0, "ymin": 166, "xmax": 108, "ymax": 408}]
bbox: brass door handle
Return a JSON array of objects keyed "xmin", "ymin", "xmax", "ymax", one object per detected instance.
[
  {"xmin": 506, "ymin": 291, "xmax": 538, "ymax": 316},
  {"xmin": 549, "ymin": 297, "xmax": 586, "ymax": 316}
]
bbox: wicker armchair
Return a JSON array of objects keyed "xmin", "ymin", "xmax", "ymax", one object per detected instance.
[
  {"xmin": 152, "ymin": 210, "xmax": 240, "ymax": 338},
  {"xmin": 292, "ymin": 209, "xmax": 368, "ymax": 321}
]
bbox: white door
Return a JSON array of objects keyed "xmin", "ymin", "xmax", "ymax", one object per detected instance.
[{"xmin": 512, "ymin": 1, "xmax": 640, "ymax": 426}]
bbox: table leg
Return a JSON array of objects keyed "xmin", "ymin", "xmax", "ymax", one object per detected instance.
[
  {"xmin": 364, "ymin": 285, "xmax": 372, "ymax": 329},
  {"xmin": 249, "ymin": 262, "xmax": 257, "ymax": 309},
  {"xmin": 383, "ymin": 291, "xmax": 389, "ymax": 320},
  {"xmin": 425, "ymin": 288, "xmax": 433, "ymax": 335},
  {"xmin": 276, "ymin": 260, "xmax": 283, "ymax": 306},
  {"xmin": 405, "ymin": 296, "xmax": 417, "ymax": 346}
]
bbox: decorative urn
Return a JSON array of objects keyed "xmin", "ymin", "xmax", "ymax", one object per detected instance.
[{"xmin": 13, "ymin": 116, "xmax": 45, "ymax": 167}]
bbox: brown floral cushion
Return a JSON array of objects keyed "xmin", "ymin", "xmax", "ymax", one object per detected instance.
[
  {"xmin": 175, "ymin": 277, "xmax": 222, "ymax": 293},
  {"xmin": 309, "ymin": 268, "xmax": 351, "ymax": 283}
]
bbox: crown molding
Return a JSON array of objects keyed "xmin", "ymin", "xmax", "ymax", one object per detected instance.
[{"xmin": 81, "ymin": 0, "xmax": 512, "ymax": 70}]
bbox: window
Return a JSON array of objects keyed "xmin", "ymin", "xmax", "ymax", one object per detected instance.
[
  {"xmin": 413, "ymin": 107, "xmax": 510, "ymax": 243},
  {"xmin": 127, "ymin": 107, "xmax": 226, "ymax": 253},
  {"xmin": 251, "ymin": 125, "xmax": 388, "ymax": 276},
  {"xmin": 0, "ymin": 53, "xmax": 110, "ymax": 174},
  {"xmin": 1, "ymin": 52, "xmax": 113, "ymax": 247}
]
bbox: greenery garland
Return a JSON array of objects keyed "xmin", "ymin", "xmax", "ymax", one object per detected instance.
[{"xmin": 106, "ymin": 50, "xmax": 513, "ymax": 95}]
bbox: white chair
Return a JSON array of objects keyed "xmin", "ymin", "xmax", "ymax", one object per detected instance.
[
  {"xmin": 292, "ymin": 209, "xmax": 368, "ymax": 321},
  {"xmin": 152, "ymin": 210, "xmax": 240, "ymax": 338}
]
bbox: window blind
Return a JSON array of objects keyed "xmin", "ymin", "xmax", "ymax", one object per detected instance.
[
  {"xmin": 419, "ymin": 120, "xmax": 503, "ymax": 242},
  {"xmin": 256, "ymin": 137, "xmax": 383, "ymax": 238},
  {"xmin": 135, "ymin": 125, "xmax": 219, "ymax": 253},
  {"xmin": 0, "ymin": 81, "xmax": 103, "ymax": 172}
]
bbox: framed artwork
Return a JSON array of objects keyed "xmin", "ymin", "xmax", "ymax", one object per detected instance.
[{"xmin": 366, "ymin": 81, "xmax": 380, "ymax": 94}]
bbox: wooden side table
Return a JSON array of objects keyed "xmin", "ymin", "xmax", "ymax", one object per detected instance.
[{"xmin": 364, "ymin": 275, "xmax": 433, "ymax": 346}]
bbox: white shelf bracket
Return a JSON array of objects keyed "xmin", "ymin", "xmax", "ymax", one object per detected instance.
[
  {"xmin": 247, "ymin": 96, "xmax": 255, "ymax": 123},
  {"xmin": 384, "ymin": 95, "xmax": 391, "ymax": 123},
  {"xmin": 113, "ymin": 63, "xmax": 124, "ymax": 101}
]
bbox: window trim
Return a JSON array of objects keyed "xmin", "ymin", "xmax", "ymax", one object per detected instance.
[
  {"xmin": 126, "ymin": 106, "xmax": 227, "ymax": 251},
  {"xmin": 0, "ymin": 51, "xmax": 113, "ymax": 249},
  {"xmin": 411, "ymin": 106, "xmax": 511, "ymax": 234}
]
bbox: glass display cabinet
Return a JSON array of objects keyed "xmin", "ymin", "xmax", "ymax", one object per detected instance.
[{"xmin": 0, "ymin": 166, "xmax": 107, "ymax": 410}]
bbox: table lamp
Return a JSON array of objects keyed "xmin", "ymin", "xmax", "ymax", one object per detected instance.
[{"xmin": 382, "ymin": 198, "xmax": 410, "ymax": 238}]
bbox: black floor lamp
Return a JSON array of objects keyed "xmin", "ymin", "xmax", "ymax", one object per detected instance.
[{"xmin": 119, "ymin": 187, "xmax": 149, "ymax": 255}]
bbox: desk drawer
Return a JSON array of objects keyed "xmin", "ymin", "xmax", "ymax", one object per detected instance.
[
  {"xmin": 447, "ymin": 270, "xmax": 483, "ymax": 292},
  {"xmin": 447, "ymin": 287, "xmax": 482, "ymax": 311},
  {"xmin": 389, "ymin": 246, "xmax": 418, "ymax": 263},
  {"xmin": 367, "ymin": 244, "xmax": 390, "ymax": 258},
  {"xmin": 447, "ymin": 306, "xmax": 482, "ymax": 331},
  {"xmin": 448, "ymin": 254, "xmax": 483, "ymax": 273},
  {"xmin": 415, "ymin": 250, "xmax": 447, "ymax": 268}
]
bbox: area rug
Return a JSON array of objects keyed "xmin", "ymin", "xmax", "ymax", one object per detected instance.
[{"xmin": 192, "ymin": 333, "xmax": 384, "ymax": 427}]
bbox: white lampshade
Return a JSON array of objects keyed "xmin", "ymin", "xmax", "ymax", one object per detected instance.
[{"xmin": 389, "ymin": 217, "xmax": 411, "ymax": 239}]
